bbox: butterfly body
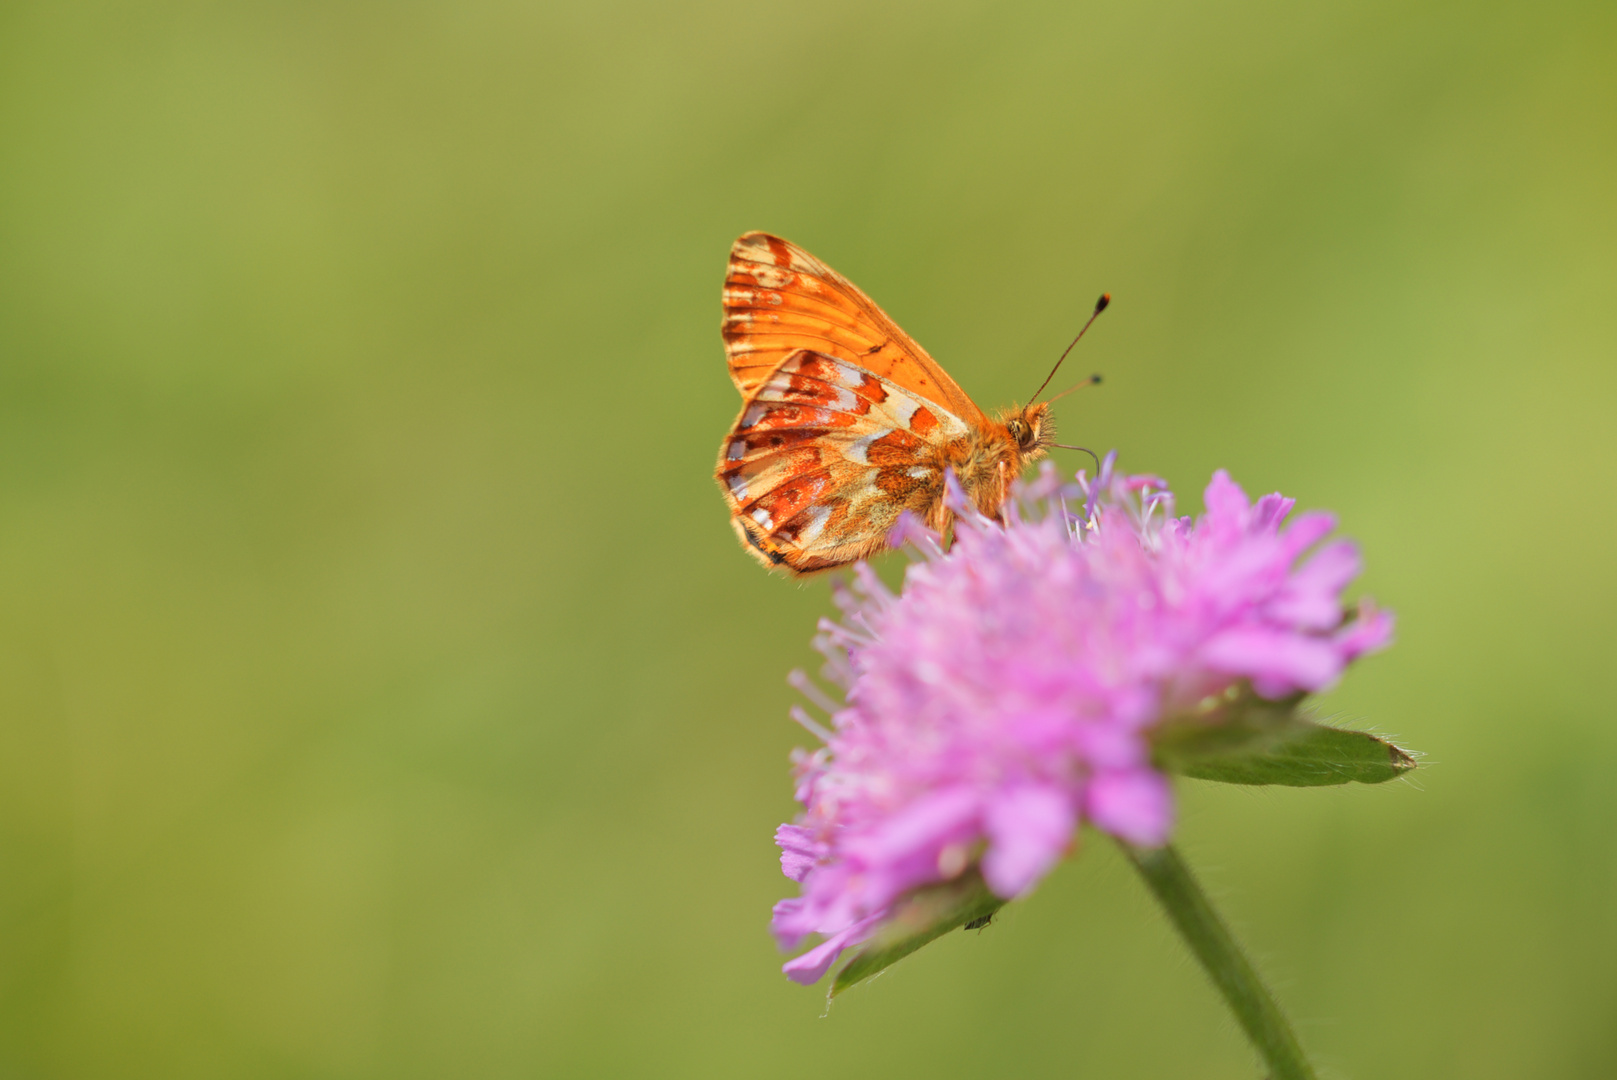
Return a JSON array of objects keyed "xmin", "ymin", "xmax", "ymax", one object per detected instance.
[{"xmin": 715, "ymin": 232, "xmax": 1055, "ymax": 575}]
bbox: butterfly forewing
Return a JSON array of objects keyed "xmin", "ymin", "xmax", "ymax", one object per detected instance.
[
  {"xmin": 718, "ymin": 350, "xmax": 970, "ymax": 573},
  {"xmin": 723, "ymin": 232, "xmax": 987, "ymax": 425}
]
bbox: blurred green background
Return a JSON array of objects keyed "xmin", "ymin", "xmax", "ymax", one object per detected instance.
[{"xmin": 1, "ymin": 1, "xmax": 1614, "ymax": 1077}]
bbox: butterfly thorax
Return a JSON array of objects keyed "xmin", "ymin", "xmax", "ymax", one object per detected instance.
[
  {"xmin": 950, "ymin": 402, "xmax": 1052, "ymax": 520},
  {"xmin": 944, "ymin": 404, "xmax": 1054, "ymax": 523}
]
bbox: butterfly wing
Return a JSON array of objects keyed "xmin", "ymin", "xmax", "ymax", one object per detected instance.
[
  {"xmin": 716, "ymin": 350, "xmax": 972, "ymax": 573},
  {"xmin": 723, "ymin": 232, "xmax": 988, "ymax": 426}
]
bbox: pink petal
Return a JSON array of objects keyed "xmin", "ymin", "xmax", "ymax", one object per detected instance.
[
  {"xmin": 1252, "ymin": 493, "xmax": 1296, "ymax": 531},
  {"xmin": 1203, "ymin": 470, "xmax": 1251, "ymax": 525},
  {"xmin": 1086, "ymin": 770, "xmax": 1174, "ymax": 846},
  {"xmin": 771, "ymin": 898, "xmax": 809, "ymax": 950},
  {"xmin": 844, "ymin": 787, "xmax": 980, "ymax": 865},
  {"xmin": 1277, "ymin": 511, "xmax": 1337, "ymax": 559},
  {"xmin": 775, "ymin": 824, "xmax": 817, "ymax": 883},
  {"xmin": 982, "ymin": 785, "xmax": 1076, "ymax": 898},
  {"xmin": 1270, "ymin": 540, "xmax": 1361, "ymax": 629},
  {"xmin": 781, "ymin": 914, "xmax": 883, "ymax": 985},
  {"xmin": 1337, "ymin": 604, "xmax": 1395, "ymax": 659},
  {"xmin": 1201, "ymin": 627, "xmax": 1343, "ymax": 693},
  {"xmin": 1071, "ymin": 722, "xmax": 1149, "ymax": 770}
]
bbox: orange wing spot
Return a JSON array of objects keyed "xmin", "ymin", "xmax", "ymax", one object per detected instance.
[
  {"xmin": 875, "ymin": 466, "xmax": 927, "ymax": 499},
  {"xmin": 755, "ymin": 472, "xmax": 830, "ymax": 527},
  {"xmin": 909, "ymin": 406, "xmax": 939, "ymax": 437},
  {"xmin": 790, "ymin": 355, "xmax": 844, "ymax": 383},
  {"xmin": 790, "ymin": 354, "xmax": 882, "ymax": 395},
  {"xmin": 864, "ymin": 428, "xmax": 926, "ymax": 467},
  {"xmin": 777, "ymin": 375, "xmax": 871, "ymax": 414},
  {"xmin": 857, "ymin": 374, "xmax": 889, "ymax": 404},
  {"xmin": 772, "ymin": 503, "xmax": 832, "ymax": 546},
  {"xmin": 720, "ymin": 453, "xmax": 831, "ymax": 517},
  {"xmin": 723, "ymin": 443, "xmax": 821, "ymax": 487},
  {"xmin": 734, "ymin": 428, "xmax": 826, "ymax": 457},
  {"xmin": 741, "ymin": 404, "xmax": 860, "ymax": 433}
]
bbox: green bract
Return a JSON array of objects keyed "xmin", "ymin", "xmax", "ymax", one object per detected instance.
[
  {"xmin": 1153, "ymin": 686, "xmax": 1414, "ymax": 787},
  {"xmin": 832, "ymin": 873, "xmax": 1005, "ymax": 997}
]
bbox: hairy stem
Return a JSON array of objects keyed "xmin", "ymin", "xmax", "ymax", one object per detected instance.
[{"xmin": 1120, "ymin": 842, "xmax": 1317, "ymax": 1080}]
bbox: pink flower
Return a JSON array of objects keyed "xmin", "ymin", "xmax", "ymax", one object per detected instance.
[{"xmin": 771, "ymin": 457, "xmax": 1394, "ymax": 984}]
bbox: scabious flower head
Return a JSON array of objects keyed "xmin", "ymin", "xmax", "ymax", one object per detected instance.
[{"xmin": 772, "ymin": 456, "xmax": 1394, "ymax": 985}]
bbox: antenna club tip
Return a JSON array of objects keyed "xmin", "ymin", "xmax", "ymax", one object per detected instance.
[
  {"xmin": 1095, "ymin": 293, "xmax": 1111, "ymax": 312},
  {"xmin": 1091, "ymin": 373, "xmax": 1103, "ymax": 384}
]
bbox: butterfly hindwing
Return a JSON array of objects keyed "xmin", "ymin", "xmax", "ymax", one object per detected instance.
[{"xmin": 717, "ymin": 350, "xmax": 970, "ymax": 573}]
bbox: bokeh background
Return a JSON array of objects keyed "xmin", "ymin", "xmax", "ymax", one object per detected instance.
[{"xmin": 2, "ymin": 1, "xmax": 1615, "ymax": 1077}]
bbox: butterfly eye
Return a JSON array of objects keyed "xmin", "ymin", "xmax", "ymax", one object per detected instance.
[{"xmin": 1007, "ymin": 417, "xmax": 1041, "ymax": 452}]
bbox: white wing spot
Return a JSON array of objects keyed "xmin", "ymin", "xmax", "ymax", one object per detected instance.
[
  {"xmin": 742, "ymin": 403, "xmax": 768, "ymax": 427},
  {"xmin": 751, "ymin": 507, "xmax": 773, "ymax": 529},
  {"xmin": 727, "ymin": 440, "xmax": 747, "ymax": 461},
  {"xmin": 727, "ymin": 474, "xmax": 749, "ymax": 499},
  {"xmin": 796, "ymin": 505, "xmax": 831, "ymax": 545},
  {"xmin": 886, "ymin": 395, "xmax": 920, "ymax": 426},
  {"xmin": 751, "ymin": 265, "xmax": 791, "ymax": 289},
  {"xmin": 908, "ymin": 466, "xmax": 933, "ymax": 480},
  {"xmin": 821, "ymin": 359, "xmax": 868, "ymax": 390}
]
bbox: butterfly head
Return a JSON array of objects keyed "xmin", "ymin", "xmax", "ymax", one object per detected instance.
[{"xmin": 1004, "ymin": 402, "xmax": 1053, "ymax": 461}]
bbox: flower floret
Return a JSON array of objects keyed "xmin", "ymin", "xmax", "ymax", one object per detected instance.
[{"xmin": 772, "ymin": 461, "xmax": 1393, "ymax": 984}]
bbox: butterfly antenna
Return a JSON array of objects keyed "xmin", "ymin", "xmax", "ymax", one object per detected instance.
[
  {"xmin": 1049, "ymin": 444, "xmax": 1102, "ymax": 475},
  {"xmin": 1044, "ymin": 373, "xmax": 1103, "ymax": 405},
  {"xmin": 1029, "ymin": 293, "xmax": 1111, "ymax": 405}
]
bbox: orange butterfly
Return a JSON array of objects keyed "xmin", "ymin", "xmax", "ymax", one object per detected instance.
[{"xmin": 715, "ymin": 232, "xmax": 1104, "ymax": 575}]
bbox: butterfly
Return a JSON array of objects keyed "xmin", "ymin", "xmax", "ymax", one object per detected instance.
[{"xmin": 715, "ymin": 232, "xmax": 1105, "ymax": 575}]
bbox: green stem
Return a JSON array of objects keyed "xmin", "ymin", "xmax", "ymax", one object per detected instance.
[{"xmin": 1120, "ymin": 842, "xmax": 1317, "ymax": 1080}]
